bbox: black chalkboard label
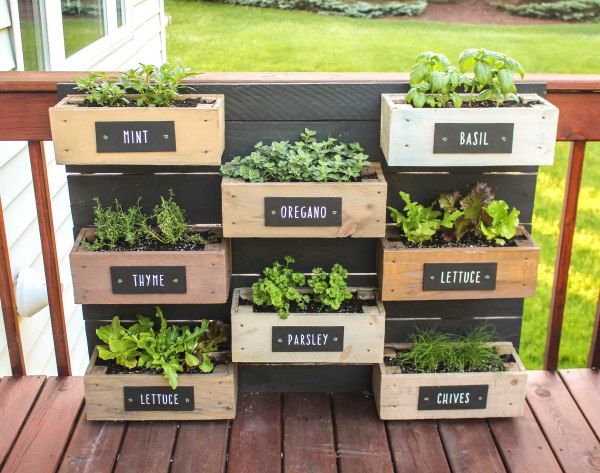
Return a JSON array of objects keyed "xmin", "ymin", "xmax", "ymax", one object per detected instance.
[
  {"xmin": 272, "ymin": 326, "xmax": 344, "ymax": 352},
  {"xmin": 264, "ymin": 197, "xmax": 342, "ymax": 226},
  {"xmin": 110, "ymin": 266, "xmax": 186, "ymax": 294},
  {"xmin": 95, "ymin": 121, "xmax": 176, "ymax": 153},
  {"xmin": 423, "ymin": 263, "xmax": 497, "ymax": 291},
  {"xmin": 418, "ymin": 385, "xmax": 489, "ymax": 410},
  {"xmin": 124, "ymin": 386, "xmax": 194, "ymax": 411},
  {"xmin": 433, "ymin": 123, "xmax": 514, "ymax": 154}
]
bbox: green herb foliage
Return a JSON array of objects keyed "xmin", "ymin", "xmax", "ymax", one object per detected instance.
[
  {"xmin": 407, "ymin": 48, "xmax": 525, "ymax": 108},
  {"xmin": 389, "ymin": 182, "xmax": 520, "ymax": 246},
  {"xmin": 396, "ymin": 327, "xmax": 506, "ymax": 373},
  {"xmin": 252, "ymin": 257, "xmax": 354, "ymax": 318},
  {"xmin": 307, "ymin": 264, "xmax": 353, "ymax": 311},
  {"xmin": 86, "ymin": 191, "xmax": 211, "ymax": 250},
  {"xmin": 96, "ymin": 307, "xmax": 227, "ymax": 389},
  {"xmin": 75, "ymin": 62, "xmax": 194, "ymax": 107},
  {"xmin": 220, "ymin": 129, "xmax": 369, "ymax": 183},
  {"xmin": 251, "ymin": 256, "xmax": 309, "ymax": 319}
]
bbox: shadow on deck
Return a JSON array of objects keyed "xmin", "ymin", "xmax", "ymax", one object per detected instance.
[{"xmin": 1, "ymin": 370, "xmax": 600, "ymax": 472}]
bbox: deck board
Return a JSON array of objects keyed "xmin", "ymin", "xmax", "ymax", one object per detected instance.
[
  {"xmin": 2, "ymin": 370, "xmax": 600, "ymax": 472},
  {"xmin": 0, "ymin": 376, "xmax": 46, "ymax": 468},
  {"xmin": 2, "ymin": 377, "xmax": 84, "ymax": 473},
  {"xmin": 527, "ymin": 370, "xmax": 600, "ymax": 473}
]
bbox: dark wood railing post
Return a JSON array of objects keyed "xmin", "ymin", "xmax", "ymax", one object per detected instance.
[
  {"xmin": 28, "ymin": 140, "xmax": 71, "ymax": 376},
  {"xmin": 544, "ymin": 140, "xmax": 586, "ymax": 371},
  {"xmin": 0, "ymin": 195, "xmax": 26, "ymax": 376},
  {"xmin": 588, "ymin": 291, "xmax": 600, "ymax": 369}
]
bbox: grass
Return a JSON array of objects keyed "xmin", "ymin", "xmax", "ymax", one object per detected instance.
[{"xmin": 165, "ymin": 0, "xmax": 600, "ymax": 369}]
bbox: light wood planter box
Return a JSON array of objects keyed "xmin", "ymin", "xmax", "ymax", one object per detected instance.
[
  {"xmin": 380, "ymin": 93, "xmax": 558, "ymax": 166},
  {"xmin": 221, "ymin": 164, "xmax": 387, "ymax": 238},
  {"xmin": 373, "ymin": 342, "xmax": 526, "ymax": 419},
  {"xmin": 231, "ymin": 287, "xmax": 385, "ymax": 363},
  {"xmin": 49, "ymin": 94, "xmax": 224, "ymax": 165},
  {"xmin": 70, "ymin": 227, "xmax": 231, "ymax": 304},
  {"xmin": 84, "ymin": 349, "xmax": 237, "ymax": 421},
  {"xmin": 378, "ymin": 226, "xmax": 539, "ymax": 301}
]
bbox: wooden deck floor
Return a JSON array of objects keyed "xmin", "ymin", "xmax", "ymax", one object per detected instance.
[{"xmin": 1, "ymin": 370, "xmax": 600, "ymax": 472}]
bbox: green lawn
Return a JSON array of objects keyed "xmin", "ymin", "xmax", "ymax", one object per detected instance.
[{"xmin": 165, "ymin": 0, "xmax": 600, "ymax": 369}]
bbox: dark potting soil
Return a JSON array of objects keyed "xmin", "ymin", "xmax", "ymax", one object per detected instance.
[
  {"xmin": 89, "ymin": 231, "xmax": 217, "ymax": 252},
  {"xmin": 243, "ymin": 294, "xmax": 377, "ymax": 314},
  {"xmin": 417, "ymin": 98, "xmax": 542, "ymax": 109},
  {"xmin": 390, "ymin": 232, "xmax": 524, "ymax": 249},
  {"xmin": 384, "ymin": 349, "xmax": 514, "ymax": 373},
  {"xmin": 79, "ymin": 97, "xmax": 209, "ymax": 108},
  {"xmin": 103, "ymin": 354, "xmax": 230, "ymax": 375}
]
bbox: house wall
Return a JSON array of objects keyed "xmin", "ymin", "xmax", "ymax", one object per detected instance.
[{"xmin": 0, "ymin": 0, "xmax": 167, "ymax": 375}]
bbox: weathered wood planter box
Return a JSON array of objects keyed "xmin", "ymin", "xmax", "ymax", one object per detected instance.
[
  {"xmin": 49, "ymin": 94, "xmax": 224, "ymax": 166},
  {"xmin": 373, "ymin": 342, "xmax": 526, "ymax": 419},
  {"xmin": 380, "ymin": 93, "xmax": 559, "ymax": 166},
  {"xmin": 231, "ymin": 287, "xmax": 385, "ymax": 363},
  {"xmin": 221, "ymin": 164, "xmax": 387, "ymax": 238},
  {"xmin": 378, "ymin": 226, "xmax": 539, "ymax": 301},
  {"xmin": 70, "ymin": 227, "xmax": 231, "ymax": 304},
  {"xmin": 84, "ymin": 349, "xmax": 237, "ymax": 421}
]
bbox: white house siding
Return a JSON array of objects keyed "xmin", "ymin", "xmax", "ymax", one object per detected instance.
[{"xmin": 0, "ymin": 0, "xmax": 167, "ymax": 376}]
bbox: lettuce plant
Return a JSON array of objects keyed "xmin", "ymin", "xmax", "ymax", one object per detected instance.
[{"xmin": 96, "ymin": 307, "xmax": 227, "ymax": 389}]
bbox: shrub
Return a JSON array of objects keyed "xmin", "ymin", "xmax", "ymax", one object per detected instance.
[
  {"xmin": 220, "ymin": 129, "xmax": 369, "ymax": 183},
  {"xmin": 495, "ymin": 0, "xmax": 600, "ymax": 21}
]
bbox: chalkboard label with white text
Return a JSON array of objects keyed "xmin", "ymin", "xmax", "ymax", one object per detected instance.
[
  {"xmin": 110, "ymin": 266, "xmax": 186, "ymax": 294},
  {"xmin": 418, "ymin": 385, "xmax": 489, "ymax": 410},
  {"xmin": 272, "ymin": 326, "xmax": 344, "ymax": 352},
  {"xmin": 95, "ymin": 121, "xmax": 176, "ymax": 153},
  {"xmin": 264, "ymin": 197, "xmax": 342, "ymax": 226},
  {"xmin": 423, "ymin": 263, "xmax": 497, "ymax": 291},
  {"xmin": 433, "ymin": 123, "xmax": 514, "ymax": 154},
  {"xmin": 124, "ymin": 386, "xmax": 194, "ymax": 411}
]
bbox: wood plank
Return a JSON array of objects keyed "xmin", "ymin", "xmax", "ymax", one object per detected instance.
[
  {"xmin": 560, "ymin": 368, "xmax": 600, "ymax": 439},
  {"xmin": 113, "ymin": 422, "xmax": 178, "ymax": 473},
  {"xmin": 333, "ymin": 393, "xmax": 393, "ymax": 473},
  {"xmin": 588, "ymin": 291, "xmax": 600, "ymax": 369},
  {"xmin": 438, "ymin": 419, "xmax": 506, "ymax": 473},
  {"xmin": 228, "ymin": 393, "xmax": 282, "ymax": 473},
  {"xmin": 58, "ymin": 408, "xmax": 125, "ymax": 473},
  {"xmin": 2, "ymin": 377, "xmax": 84, "ymax": 473},
  {"xmin": 170, "ymin": 421, "xmax": 229, "ymax": 473},
  {"xmin": 283, "ymin": 393, "xmax": 337, "ymax": 473},
  {"xmin": 527, "ymin": 370, "xmax": 600, "ymax": 472},
  {"xmin": 383, "ymin": 298, "xmax": 524, "ymax": 318},
  {"xmin": 489, "ymin": 403, "xmax": 562, "ymax": 473},
  {"xmin": 0, "ymin": 376, "xmax": 46, "ymax": 467},
  {"xmin": 386, "ymin": 420, "xmax": 450, "ymax": 473}
]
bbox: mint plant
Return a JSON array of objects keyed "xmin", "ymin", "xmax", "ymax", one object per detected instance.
[
  {"xmin": 75, "ymin": 72, "xmax": 128, "ymax": 107},
  {"xmin": 252, "ymin": 256, "xmax": 309, "ymax": 319},
  {"xmin": 307, "ymin": 264, "xmax": 352, "ymax": 311},
  {"xmin": 96, "ymin": 307, "xmax": 227, "ymax": 389},
  {"xmin": 220, "ymin": 129, "xmax": 369, "ymax": 183},
  {"xmin": 122, "ymin": 62, "xmax": 195, "ymax": 107}
]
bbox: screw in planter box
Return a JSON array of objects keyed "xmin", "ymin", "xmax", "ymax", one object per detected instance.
[
  {"xmin": 84, "ymin": 308, "xmax": 237, "ymax": 421},
  {"xmin": 49, "ymin": 63, "xmax": 224, "ymax": 166},
  {"xmin": 220, "ymin": 129, "xmax": 387, "ymax": 238},
  {"xmin": 380, "ymin": 49, "xmax": 559, "ymax": 166},
  {"xmin": 378, "ymin": 182, "xmax": 539, "ymax": 300},
  {"xmin": 70, "ymin": 191, "xmax": 230, "ymax": 304},
  {"xmin": 372, "ymin": 328, "xmax": 527, "ymax": 420},
  {"xmin": 231, "ymin": 257, "xmax": 385, "ymax": 363}
]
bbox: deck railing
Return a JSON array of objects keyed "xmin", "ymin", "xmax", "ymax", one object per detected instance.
[{"xmin": 0, "ymin": 72, "xmax": 598, "ymax": 376}]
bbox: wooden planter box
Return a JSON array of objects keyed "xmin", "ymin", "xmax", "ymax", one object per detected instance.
[
  {"xmin": 231, "ymin": 287, "xmax": 385, "ymax": 363},
  {"xmin": 49, "ymin": 94, "xmax": 224, "ymax": 166},
  {"xmin": 221, "ymin": 164, "xmax": 387, "ymax": 238},
  {"xmin": 84, "ymin": 349, "xmax": 237, "ymax": 421},
  {"xmin": 380, "ymin": 93, "xmax": 558, "ymax": 166},
  {"xmin": 378, "ymin": 226, "xmax": 539, "ymax": 301},
  {"xmin": 70, "ymin": 227, "xmax": 231, "ymax": 304},
  {"xmin": 373, "ymin": 342, "xmax": 526, "ymax": 419}
]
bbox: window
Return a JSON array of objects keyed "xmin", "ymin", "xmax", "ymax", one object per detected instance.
[
  {"xmin": 18, "ymin": 0, "xmax": 48, "ymax": 70},
  {"xmin": 61, "ymin": 0, "xmax": 107, "ymax": 57},
  {"xmin": 116, "ymin": 0, "xmax": 126, "ymax": 27}
]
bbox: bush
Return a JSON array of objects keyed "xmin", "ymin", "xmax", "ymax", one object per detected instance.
[
  {"xmin": 495, "ymin": 0, "xmax": 600, "ymax": 21},
  {"xmin": 207, "ymin": 0, "xmax": 427, "ymax": 18}
]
